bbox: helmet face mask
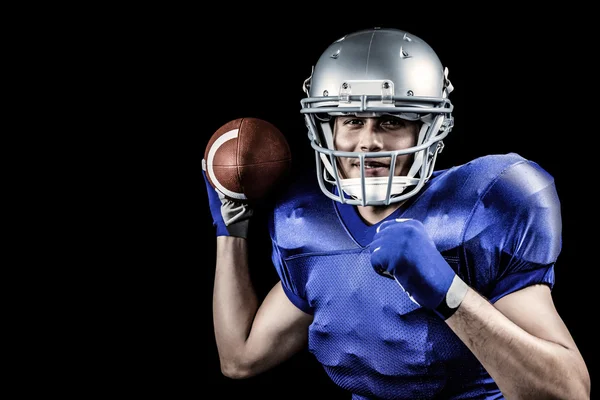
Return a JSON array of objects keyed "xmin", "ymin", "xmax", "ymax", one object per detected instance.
[{"xmin": 301, "ymin": 28, "xmax": 454, "ymax": 206}]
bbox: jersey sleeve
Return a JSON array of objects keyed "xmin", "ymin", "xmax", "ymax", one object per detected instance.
[
  {"xmin": 270, "ymin": 240, "xmax": 314, "ymax": 314},
  {"xmin": 464, "ymin": 159, "xmax": 561, "ymax": 303}
]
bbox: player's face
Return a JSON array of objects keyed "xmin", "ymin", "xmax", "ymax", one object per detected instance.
[{"xmin": 333, "ymin": 116, "xmax": 419, "ymax": 179}]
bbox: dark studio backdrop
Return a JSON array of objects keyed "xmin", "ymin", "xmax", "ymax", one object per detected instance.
[
  {"xmin": 173, "ymin": 13, "xmax": 594, "ymax": 399},
  {"xmin": 29, "ymin": 6, "xmax": 598, "ymax": 398}
]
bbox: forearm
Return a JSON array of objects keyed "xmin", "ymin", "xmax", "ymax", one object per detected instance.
[
  {"xmin": 212, "ymin": 236, "xmax": 259, "ymax": 369},
  {"xmin": 447, "ymin": 287, "xmax": 589, "ymax": 399}
]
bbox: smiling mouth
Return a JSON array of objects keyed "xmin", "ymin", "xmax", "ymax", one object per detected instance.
[
  {"xmin": 353, "ymin": 161, "xmax": 389, "ymax": 169},
  {"xmin": 351, "ymin": 161, "xmax": 390, "ymax": 177}
]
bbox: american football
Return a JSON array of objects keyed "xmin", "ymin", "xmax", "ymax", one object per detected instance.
[{"xmin": 203, "ymin": 117, "xmax": 292, "ymax": 202}]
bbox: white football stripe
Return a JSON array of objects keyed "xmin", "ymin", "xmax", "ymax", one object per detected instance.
[{"xmin": 206, "ymin": 128, "xmax": 247, "ymax": 200}]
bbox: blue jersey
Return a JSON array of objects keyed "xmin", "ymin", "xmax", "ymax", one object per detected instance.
[{"xmin": 268, "ymin": 153, "xmax": 560, "ymax": 399}]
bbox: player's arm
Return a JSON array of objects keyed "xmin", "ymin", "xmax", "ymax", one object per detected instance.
[
  {"xmin": 442, "ymin": 162, "xmax": 590, "ymax": 398},
  {"xmin": 370, "ymin": 220, "xmax": 590, "ymax": 399},
  {"xmin": 213, "ymin": 236, "xmax": 313, "ymax": 379},
  {"xmin": 203, "ymin": 165, "xmax": 312, "ymax": 379},
  {"xmin": 446, "ymin": 284, "xmax": 590, "ymax": 399}
]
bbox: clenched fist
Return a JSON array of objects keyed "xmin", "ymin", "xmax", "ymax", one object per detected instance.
[{"xmin": 370, "ymin": 218, "xmax": 468, "ymax": 319}]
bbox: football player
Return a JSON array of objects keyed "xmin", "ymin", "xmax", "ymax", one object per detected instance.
[{"xmin": 204, "ymin": 27, "xmax": 590, "ymax": 399}]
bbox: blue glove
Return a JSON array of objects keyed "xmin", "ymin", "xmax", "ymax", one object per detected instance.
[
  {"xmin": 370, "ymin": 218, "xmax": 468, "ymax": 319},
  {"xmin": 202, "ymin": 159, "xmax": 253, "ymax": 238}
]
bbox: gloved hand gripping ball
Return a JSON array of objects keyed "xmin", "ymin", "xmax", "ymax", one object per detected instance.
[
  {"xmin": 203, "ymin": 117, "xmax": 292, "ymax": 238},
  {"xmin": 370, "ymin": 218, "xmax": 469, "ymax": 319},
  {"xmin": 202, "ymin": 167, "xmax": 253, "ymax": 238}
]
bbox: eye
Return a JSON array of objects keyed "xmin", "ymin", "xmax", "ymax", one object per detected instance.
[
  {"xmin": 343, "ymin": 118, "xmax": 363, "ymax": 126},
  {"xmin": 381, "ymin": 117, "xmax": 406, "ymax": 128}
]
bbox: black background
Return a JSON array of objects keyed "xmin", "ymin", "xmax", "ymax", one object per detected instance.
[{"xmin": 118, "ymin": 9, "xmax": 595, "ymax": 399}]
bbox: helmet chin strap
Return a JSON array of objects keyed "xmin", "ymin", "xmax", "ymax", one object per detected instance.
[{"xmin": 318, "ymin": 116, "xmax": 441, "ymax": 202}]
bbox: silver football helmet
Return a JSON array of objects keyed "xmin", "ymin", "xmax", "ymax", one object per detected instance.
[{"xmin": 301, "ymin": 27, "xmax": 454, "ymax": 206}]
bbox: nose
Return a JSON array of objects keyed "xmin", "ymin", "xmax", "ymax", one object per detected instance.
[{"xmin": 357, "ymin": 122, "xmax": 382, "ymax": 152}]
